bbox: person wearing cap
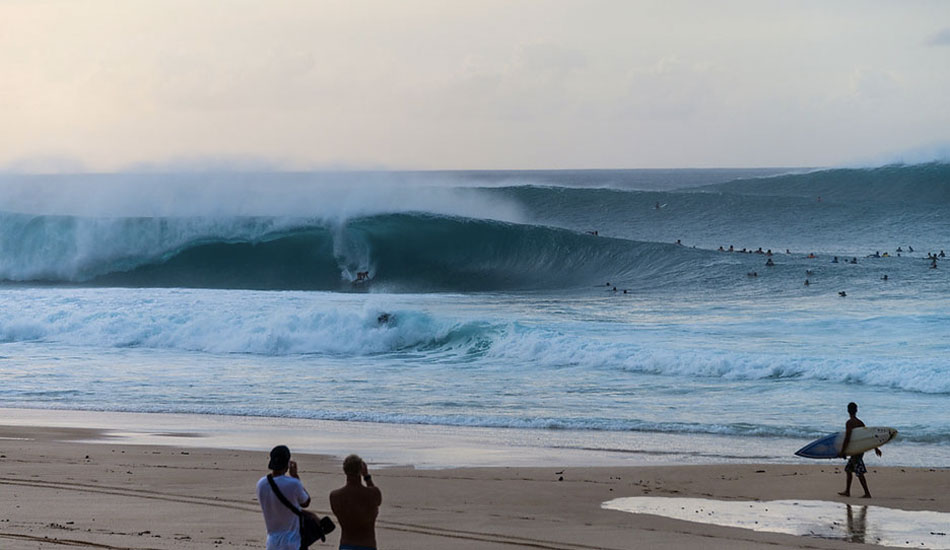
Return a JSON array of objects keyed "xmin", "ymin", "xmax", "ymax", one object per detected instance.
[
  {"xmin": 257, "ymin": 445, "xmax": 312, "ymax": 550},
  {"xmin": 329, "ymin": 454, "xmax": 382, "ymax": 550}
]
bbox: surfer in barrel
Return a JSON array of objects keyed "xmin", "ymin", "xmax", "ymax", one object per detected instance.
[{"xmin": 838, "ymin": 402, "xmax": 881, "ymax": 498}]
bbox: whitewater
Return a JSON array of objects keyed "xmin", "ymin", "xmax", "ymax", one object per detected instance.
[{"xmin": 1, "ymin": 165, "xmax": 948, "ymax": 465}]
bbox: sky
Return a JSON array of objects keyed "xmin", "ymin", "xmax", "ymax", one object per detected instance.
[{"xmin": 1, "ymin": 0, "xmax": 949, "ymax": 171}]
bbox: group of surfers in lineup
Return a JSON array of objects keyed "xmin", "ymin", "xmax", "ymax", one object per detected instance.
[
  {"xmin": 601, "ymin": 241, "xmax": 944, "ymax": 294},
  {"xmin": 720, "ymin": 245, "xmax": 943, "ymax": 271},
  {"xmin": 721, "ymin": 244, "xmax": 944, "ymax": 293},
  {"xmin": 717, "ymin": 244, "xmax": 946, "ymax": 263}
]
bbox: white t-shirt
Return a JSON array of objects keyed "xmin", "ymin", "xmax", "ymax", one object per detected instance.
[{"xmin": 256, "ymin": 474, "xmax": 311, "ymax": 550}]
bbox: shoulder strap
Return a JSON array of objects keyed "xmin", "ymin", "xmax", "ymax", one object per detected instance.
[{"xmin": 267, "ymin": 474, "xmax": 302, "ymax": 517}]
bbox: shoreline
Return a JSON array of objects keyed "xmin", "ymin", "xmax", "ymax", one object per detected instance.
[
  {"xmin": 2, "ymin": 406, "xmax": 946, "ymax": 469},
  {"xmin": 2, "ymin": 422, "xmax": 948, "ymax": 550}
]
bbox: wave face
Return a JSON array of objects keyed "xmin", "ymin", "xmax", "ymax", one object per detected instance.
[
  {"xmin": 480, "ymin": 165, "xmax": 950, "ymax": 256},
  {"xmin": 693, "ymin": 163, "xmax": 950, "ymax": 203},
  {"xmin": 1, "ymin": 163, "xmax": 948, "ymax": 291},
  {"xmin": 0, "ymin": 212, "xmax": 699, "ymax": 291}
]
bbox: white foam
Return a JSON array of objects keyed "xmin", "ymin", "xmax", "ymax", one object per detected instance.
[{"xmin": 1, "ymin": 288, "xmax": 948, "ymax": 396}]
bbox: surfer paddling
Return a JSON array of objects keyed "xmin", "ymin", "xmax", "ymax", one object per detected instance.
[{"xmin": 838, "ymin": 402, "xmax": 881, "ymax": 498}]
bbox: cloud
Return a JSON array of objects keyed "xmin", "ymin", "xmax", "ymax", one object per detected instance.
[
  {"xmin": 622, "ymin": 55, "xmax": 720, "ymax": 120},
  {"xmin": 926, "ymin": 28, "xmax": 950, "ymax": 46},
  {"xmin": 512, "ymin": 42, "xmax": 588, "ymax": 75},
  {"xmin": 1, "ymin": 155, "xmax": 87, "ymax": 174},
  {"xmin": 848, "ymin": 67, "xmax": 902, "ymax": 101},
  {"xmin": 407, "ymin": 42, "xmax": 595, "ymax": 124}
]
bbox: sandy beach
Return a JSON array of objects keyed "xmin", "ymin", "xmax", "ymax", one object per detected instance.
[{"xmin": 2, "ymin": 419, "xmax": 948, "ymax": 550}]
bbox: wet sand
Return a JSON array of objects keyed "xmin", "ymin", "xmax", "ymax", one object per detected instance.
[{"xmin": 1, "ymin": 421, "xmax": 948, "ymax": 550}]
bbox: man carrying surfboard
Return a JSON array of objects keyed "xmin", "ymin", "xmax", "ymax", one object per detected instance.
[{"xmin": 838, "ymin": 402, "xmax": 882, "ymax": 498}]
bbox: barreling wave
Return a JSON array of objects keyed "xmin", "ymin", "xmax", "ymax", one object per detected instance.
[
  {"xmin": 0, "ymin": 164, "xmax": 950, "ymax": 291},
  {"xmin": 2, "ymin": 163, "xmax": 947, "ymax": 290},
  {"xmin": 0, "ymin": 210, "xmax": 709, "ymax": 291}
]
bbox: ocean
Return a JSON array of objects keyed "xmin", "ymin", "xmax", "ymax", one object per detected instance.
[{"xmin": 1, "ymin": 165, "xmax": 948, "ymax": 466}]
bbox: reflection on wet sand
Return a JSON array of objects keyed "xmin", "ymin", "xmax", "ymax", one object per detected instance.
[
  {"xmin": 847, "ymin": 504, "xmax": 866, "ymax": 544},
  {"xmin": 602, "ymin": 497, "xmax": 950, "ymax": 549}
]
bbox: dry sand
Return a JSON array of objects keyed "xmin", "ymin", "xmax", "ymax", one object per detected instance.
[{"xmin": 1, "ymin": 423, "xmax": 948, "ymax": 550}]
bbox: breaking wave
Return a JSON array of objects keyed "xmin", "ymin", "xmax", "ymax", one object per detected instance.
[
  {"xmin": 0, "ymin": 211, "xmax": 711, "ymax": 291},
  {"xmin": 1, "ymin": 288, "xmax": 948, "ymax": 396},
  {"xmin": 2, "ymin": 163, "xmax": 948, "ymax": 290}
]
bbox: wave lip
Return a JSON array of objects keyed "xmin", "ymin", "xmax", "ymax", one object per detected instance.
[{"xmin": 0, "ymin": 211, "xmax": 311, "ymax": 282}]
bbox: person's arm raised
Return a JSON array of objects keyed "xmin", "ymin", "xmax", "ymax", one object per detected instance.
[
  {"xmin": 362, "ymin": 461, "xmax": 382, "ymax": 505},
  {"xmin": 289, "ymin": 460, "xmax": 311, "ymax": 507}
]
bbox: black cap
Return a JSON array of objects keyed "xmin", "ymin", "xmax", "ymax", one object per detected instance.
[{"xmin": 268, "ymin": 445, "xmax": 291, "ymax": 470}]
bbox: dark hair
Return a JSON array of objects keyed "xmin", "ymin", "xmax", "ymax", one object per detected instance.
[
  {"xmin": 268, "ymin": 445, "xmax": 291, "ymax": 471},
  {"xmin": 343, "ymin": 454, "xmax": 363, "ymax": 476},
  {"xmin": 847, "ymin": 402, "xmax": 858, "ymax": 414}
]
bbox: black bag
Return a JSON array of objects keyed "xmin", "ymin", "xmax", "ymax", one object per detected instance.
[{"xmin": 267, "ymin": 474, "xmax": 336, "ymax": 549}]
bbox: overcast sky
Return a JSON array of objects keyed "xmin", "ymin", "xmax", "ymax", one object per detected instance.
[{"xmin": 2, "ymin": 0, "xmax": 949, "ymax": 171}]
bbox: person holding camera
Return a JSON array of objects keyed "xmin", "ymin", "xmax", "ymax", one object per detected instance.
[
  {"xmin": 329, "ymin": 454, "xmax": 382, "ymax": 550},
  {"xmin": 257, "ymin": 445, "xmax": 312, "ymax": 550}
]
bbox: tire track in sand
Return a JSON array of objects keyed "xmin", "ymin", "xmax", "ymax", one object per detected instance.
[
  {"xmin": 0, "ymin": 532, "xmax": 164, "ymax": 549},
  {"xmin": 0, "ymin": 477, "xmax": 619, "ymax": 550}
]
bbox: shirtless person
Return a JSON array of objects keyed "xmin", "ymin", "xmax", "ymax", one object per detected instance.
[
  {"xmin": 838, "ymin": 402, "xmax": 882, "ymax": 498},
  {"xmin": 330, "ymin": 454, "xmax": 382, "ymax": 550}
]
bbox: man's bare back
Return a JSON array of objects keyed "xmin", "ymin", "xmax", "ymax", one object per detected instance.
[{"xmin": 330, "ymin": 455, "xmax": 381, "ymax": 550}]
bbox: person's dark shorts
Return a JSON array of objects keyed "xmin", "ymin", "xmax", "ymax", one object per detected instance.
[{"xmin": 845, "ymin": 453, "xmax": 867, "ymax": 475}]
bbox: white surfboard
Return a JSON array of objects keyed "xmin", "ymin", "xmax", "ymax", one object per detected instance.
[{"xmin": 795, "ymin": 426, "xmax": 897, "ymax": 459}]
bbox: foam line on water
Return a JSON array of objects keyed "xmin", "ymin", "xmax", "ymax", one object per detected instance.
[{"xmin": 1, "ymin": 289, "xmax": 949, "ymax": 396}]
